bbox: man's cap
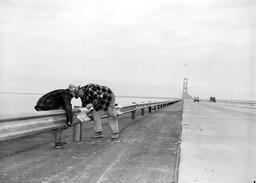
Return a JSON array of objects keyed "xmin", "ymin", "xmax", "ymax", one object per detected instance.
[{"xmin": 68, "ymin": 84, "xmax": 78, "ymax": 93}]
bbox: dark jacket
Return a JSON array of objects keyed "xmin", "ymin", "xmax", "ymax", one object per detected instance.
[{"xmin": 35, "ymin": 89, "xmax": 73, "ymax": 123}]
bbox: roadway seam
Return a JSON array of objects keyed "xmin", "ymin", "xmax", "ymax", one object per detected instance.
[
  {"xmin": 96, "ymin": 151, "xmax": 124, "ymax": 183},
  {"xmin": 174, "ymin": 143, "xmax": 181, "ymax": 183},
  {"xmin": 173, "ymin": 101, "xmax": 184, "ymax": 183}
]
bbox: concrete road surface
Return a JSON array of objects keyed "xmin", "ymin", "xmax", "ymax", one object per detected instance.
[
  {"xmin": 179, "ymin": 100, "xmax": 256, "ymax": 183},
  {"xmin": 0, "ymin": 102, "xmax": 182, "ymax": 183}
]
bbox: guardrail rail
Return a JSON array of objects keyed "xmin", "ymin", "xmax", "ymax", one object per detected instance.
[
  {"xmin": 217, "ymin": 100, "xmax": 256, "ymax": 109},
  {"xmin": 0, "ymin": 99, "xmax": 181, "ymax": 143}
]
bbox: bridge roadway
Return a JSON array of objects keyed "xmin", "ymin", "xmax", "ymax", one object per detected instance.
[
  {"xmin": 179, "ymin": 100, "xmax": 256, "ymax": 183},
  {"xmin": 0, "ymin": 102, "xmax": 182, "ymax": 183}
]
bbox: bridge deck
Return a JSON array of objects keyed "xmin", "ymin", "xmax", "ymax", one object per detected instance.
[
  {"xmin": 0, "ymin": 102, "xmax": 182, "ymax": 183},
  {"xmin": 179, "ymin": 100, "xmax": 256, "ymax": 183}
]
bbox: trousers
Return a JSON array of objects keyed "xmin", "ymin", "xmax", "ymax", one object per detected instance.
[{"xmin": 92, "ymin": 94, "xmax": 119, "ymax": 134}]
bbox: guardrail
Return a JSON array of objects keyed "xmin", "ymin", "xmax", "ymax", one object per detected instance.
[
  {"xmin": 0, "ymin": 100, "xmax": 181, "ymax": 143},
  {"xmin": 217, "ymin": 100, "xmax": 256, "ymax": 109}
]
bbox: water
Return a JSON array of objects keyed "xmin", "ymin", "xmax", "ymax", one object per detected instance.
[{"xmin": 0, "ymin": 94, "xmax": 167, "ymax": 115}]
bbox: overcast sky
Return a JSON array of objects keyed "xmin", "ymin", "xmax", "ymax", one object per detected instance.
[{"xmin": 0, "ymin": 0, "xmax": 255, "ymax": 100}]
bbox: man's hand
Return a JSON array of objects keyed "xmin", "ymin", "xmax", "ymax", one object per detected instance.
[
  {"xmin": 67, "ymin": 121, "xmax": 72, "ymax": 127},
  {"xmin": 85, "ymin": 103, "xmax": 93, "ymax": 110}
]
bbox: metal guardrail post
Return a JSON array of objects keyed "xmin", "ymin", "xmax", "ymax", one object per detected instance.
[
  {"xmin": 131, "ymin": 111, "xmax": 136, "ymax": 119},
  {"xmin": 141, "ymin": 108, "xmax": 145, "ymax": 115},
  {"xmin": 73, "ymin": 122, "xmax": 82, "ymax": 142},
  {"xmin": 148, "ymin": 106, "xmax": 152, "ymax": 113}
]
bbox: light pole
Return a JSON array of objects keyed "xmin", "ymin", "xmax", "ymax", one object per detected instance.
[
  {"xmin": 183, "ymin": 63, "xmax": 188, "ymax": 79},
  {"xmin": 224, "ymin": 76, "xmax": 234, "ymax": 100},
  {"xmin": 231, "ymin": 79, "xmax": 234, "ymax": 100},
  {"xmin": 172, "ymin": 66, "xmax": 176, "ymax": 98}
]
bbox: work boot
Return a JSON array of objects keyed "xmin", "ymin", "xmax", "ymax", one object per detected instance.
[
  {"xmin": 55, "ymin": 142, "xmax": 64, "ymax": 149},
  {"xmin": 111, "ymin": 132, "xmax": 119, "ymax": 140},
  {"xmin": 61, "ymin": 142, "xmax": 70, "ymax": 146},
  {"xmin": 55, "ymin": 142, "xmax": 69, "ymax": 149},
  {"xmin": 91, "ymin": 131, "xmax": 103, "ymax": 139}
]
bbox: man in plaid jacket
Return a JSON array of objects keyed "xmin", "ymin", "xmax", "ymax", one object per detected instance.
[{"xmin": 76, "ymin": 83, "xmax": 119, "ymax": 139}]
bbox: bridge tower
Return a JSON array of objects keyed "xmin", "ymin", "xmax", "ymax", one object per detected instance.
[
  {"xmin": 183, "ymin": 78, "xmax": 188, "ymax": 94},
  {"xmin": 182, "ymin": 78, "xmax": 192, "ymax": 99}
]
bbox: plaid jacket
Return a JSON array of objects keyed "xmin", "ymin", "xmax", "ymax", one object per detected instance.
[
  {"xmin": 79, "ymin": 84, "xmax": 113, "ymax": 111},
  {"xmin": 34, "ymin": 89, "xmax": 73, "ymax": 123}
]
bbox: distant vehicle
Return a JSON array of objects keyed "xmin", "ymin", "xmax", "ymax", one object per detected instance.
[
  {"xmin": 194, "ymin": 97, "xmax": 199, "ymax": 102},
  {"xmin": 209, "ymin": 97, "xmax": 216, "ymax": 103}
]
